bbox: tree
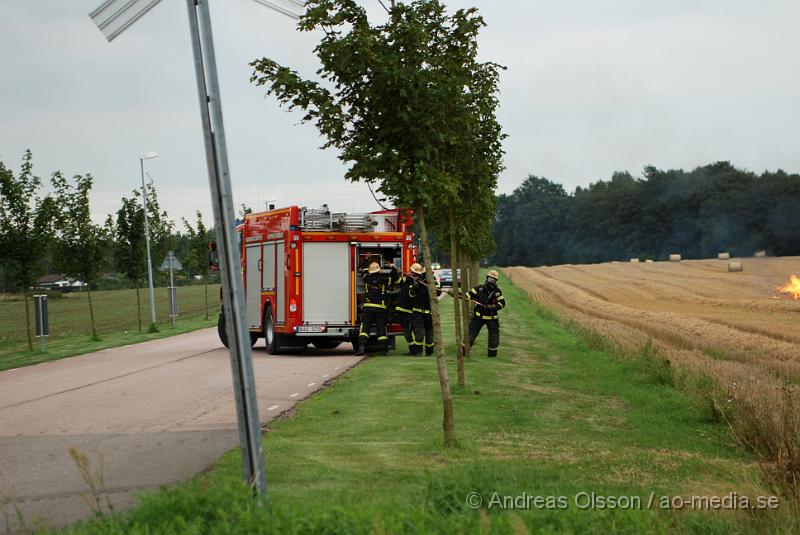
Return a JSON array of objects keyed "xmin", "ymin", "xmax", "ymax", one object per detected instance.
[
  {"xmin": 114, "ymin": 192, "xmax": 147, "ymax": 331},
  {"xmin": 51, "ymin": 172, "xmax": 110, "ymax": 339},
  {"xmin": 183, "ymin": 210, "xmax": 213, "ymax": 320},
  {"xmin": 143, "ymin": 182, "xmax": 175, "ymax": 287},
  {"xmin": 251, "ymin": 0, "xmax": 504, "ymax": 447},
  {"xmin": 0, "ymin": 151, "xmax": 57, "ymax": 350}
]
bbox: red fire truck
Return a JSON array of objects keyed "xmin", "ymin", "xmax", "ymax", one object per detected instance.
[{"xmin": 217, "ymin": 205, "xmax": 416, "ymax": 354}]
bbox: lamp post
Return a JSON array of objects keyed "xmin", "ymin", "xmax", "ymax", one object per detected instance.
[{"xmin": 140, "ymin": 151, "xmax": 159, "ymax": 329}]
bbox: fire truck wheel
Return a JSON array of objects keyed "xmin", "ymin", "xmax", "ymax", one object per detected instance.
[
  {"xmin": 311, "ymin": 340, "xmax": 341, "ymax": 350},
  {"xmin": 217, "ymin": 312, "xmax": 229, "ymax": 348},
  {"xmin": 264, "ymin": 307, "xmax": 282, "ymax": 355},
  {"xmin": 217, "ymin": 311, "xmax": 260, "ymax": 349}
]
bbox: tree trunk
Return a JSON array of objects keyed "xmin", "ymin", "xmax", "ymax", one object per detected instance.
[
  {"xmin": 204, "ymin": 278, "xmax": 209, "ymax": 320},
  {"xmin": 448, "ymin": 207, "xmax": 465, "ymax": 388},
  {"xmin": 87, "ymin": 284, "xmax": 97, "ymax": 338},
  {"xmin": 417, "ymin": 203, "xmax": 457, "ymax": 448},
  {"xmin": 24, "ymin": 288, "xmax": 33, "ymax": 351},
  {"xmin": 461, "ymin": 250, "xmax": 472, "ymax": 358},
  {"xmin": 136, "ymin": 281, "xmax": 142, "ymax": 332}
]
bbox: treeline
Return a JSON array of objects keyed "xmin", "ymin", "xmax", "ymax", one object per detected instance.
[
  {"xmin": 1, "ymin": 150, "xmax": 216, "ymax": 347},
  {"xmin": 492, "ymin": 162, "xmax": 800, "ymax": 266}
]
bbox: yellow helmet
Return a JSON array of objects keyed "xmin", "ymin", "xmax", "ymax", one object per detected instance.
[
  {"xmin": 368, "ymin": 262, "xmax": 381, "ymax": 274},
  {"xmin": 410, "ymin": 263, "xmax": 424, "ymax": 274},
  {"xmin": 487, "ymin": 269, "xmax": 499, "ymax": 280}
]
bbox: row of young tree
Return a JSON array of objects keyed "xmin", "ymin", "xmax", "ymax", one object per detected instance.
[
  {"xmin": 0, "ymin": 150, "xmax": 216, "ymax": 350},
  {"xmin": 492, "ymin": 162, "xmax": 800, "ymax": 267},
  {"xmin": 250, "ymin": 0, "xmax": 504, "ymax": 447}
]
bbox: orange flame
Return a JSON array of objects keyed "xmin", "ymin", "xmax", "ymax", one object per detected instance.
[{"xmin": 777, "ymin": 275, "xmax": 800, "ymax": 299}]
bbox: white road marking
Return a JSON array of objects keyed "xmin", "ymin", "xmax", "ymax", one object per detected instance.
[
  {"xmin": 267, "ymin": 405, "xmax": 279, "ymax": 411},
  {"xmin": 290, "ymin": 392, "xmax": 299, "ymax": 398},
  {"xmin": 307, "ymin": 382, "xmax": 316, "ymax": 387}
]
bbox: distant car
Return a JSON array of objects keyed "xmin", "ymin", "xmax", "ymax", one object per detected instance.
[{"xmin": 434, "ymin": 268, "xmax": 453, "ymax": 288}]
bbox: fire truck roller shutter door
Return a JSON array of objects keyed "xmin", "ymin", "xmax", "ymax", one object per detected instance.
[
  {"xmin": 276, "ymin": 242, "xmax": 285, "ymax": 322},
  {"xmin": 303, "ymin": 242, "xmax": 351, "ymax": 324},
  {"xmin": 262, "ymin": 243, "xmax": 276, "ymax": 291},
  {"xmin": 245, "ymin": 244, "xmax": 262, "ymax": 328}
]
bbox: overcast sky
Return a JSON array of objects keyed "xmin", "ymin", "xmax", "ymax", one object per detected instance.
[{"xmin": 2, "ymin": 0, "xmax": 799, "ymax": 225}]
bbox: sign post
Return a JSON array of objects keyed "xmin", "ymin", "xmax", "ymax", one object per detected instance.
[
  {"xmin": 34, "ymin": 294, "xmax": 49, "ymax": 353},
  {"xmin": 160, "ymin": 250, "xmax": 182, "ymax": 327},
  {"xmin": 88, "ymin": 0, "xmax": 305, "ymax": 498}
]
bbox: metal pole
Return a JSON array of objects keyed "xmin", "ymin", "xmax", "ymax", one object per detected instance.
[
  {"xmin": 141, "ymin": 158, "xmax": 157, "ymax": 327},
  {"xmin": 169, "ymin": 263, "xmax": 176, "ymax": 327},
  {"xmin": 37, "ymin": 295, "xmax": 45, "ymax": 353},
  {"xmin": 186, "ymin": 0, "xmax": 266, "ymax": 496}
]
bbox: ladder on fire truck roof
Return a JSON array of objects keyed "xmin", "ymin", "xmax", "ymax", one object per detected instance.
[{"xmin": 299, "ymin": 205, "xmax": 399, "ymax": 233}]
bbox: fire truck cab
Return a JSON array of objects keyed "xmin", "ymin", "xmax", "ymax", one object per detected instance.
[{"xmin": 217, "ymin": 205, "xmax": 416, "ymax": 354}]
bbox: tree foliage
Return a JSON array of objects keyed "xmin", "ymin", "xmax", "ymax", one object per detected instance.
[
  {"xmin": 183, "ymin": 210, "xmax": 214, "ymax": 319},
  {"xmin": 51, "ymin": 172, "xmax": 110, "ymax": 338},
  {"xmin": 492, "ymin": 163, "xmax": 800, "ymax": 266},
  {"xmin": 251, "ymin": 0, "xmax": 502, "ymax": 210},
  {"xmin": 0, "ymin": 150, "xmax": 57, "ymax": 349}
]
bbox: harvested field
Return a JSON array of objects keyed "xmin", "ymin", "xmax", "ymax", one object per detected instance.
[{"xmin": 505, "ymin": 257, "xmax": 800, "ymax": 382}]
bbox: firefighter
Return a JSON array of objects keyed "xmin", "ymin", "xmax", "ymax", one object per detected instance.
[
  {"xmin": 466, "ymin": 269, "xmax": 506, "ymax": 357},
  {"xmin": 356, "ymin": 261, "xmax": 400, "ymax": 356},
  {"xmin": 394, "ymin": 263, "xmax": 418, "ymax": 353},
  {"xmin": 409, "ymin": 264, "xmax": 439, "ymax": 356}
]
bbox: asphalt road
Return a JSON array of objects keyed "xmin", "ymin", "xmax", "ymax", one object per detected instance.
[{"xmin": 0, "ymin": 329, "xmax": 362, "ymax": 531}]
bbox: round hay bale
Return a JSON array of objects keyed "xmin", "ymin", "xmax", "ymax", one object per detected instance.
[
  {"xmin": 669, "ymin": 254, "xmax": 682, "ymax": 262},
  {"xmin": 717, "ymin": 252, "xmax": 730, "ymax": 260},
  {"xmin": 645, "ymin": 259, "xmax": 654, "ymax": 263},
  {"xmin": 728, "ymin": 261, "xmax": 743, "ymax": 272},
  {"xmin": 630, "ymin": 258, "xmax": 640, "ymax": 263},
  {"xmin": 754, "ymin": 250, "xmax": 767, "ymax": 258}
]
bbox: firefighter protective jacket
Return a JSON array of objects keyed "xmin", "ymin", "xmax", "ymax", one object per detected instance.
[
  {"xmin": 410, "ymin": 274, "xmax": 440, "ymax": 314},
  {"xmin": 394, "ymin": 274, "xmax": 416, "ymax": 314},
  {"xmin": 467, "ymin": 283, "xmax": 506, "ymax": 320},
  {"xmin": 362, "ymin": 268, "xmax": 401, "ymax": 309}
]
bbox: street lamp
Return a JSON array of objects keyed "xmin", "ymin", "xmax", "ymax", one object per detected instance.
[{"xmin": 139, "ymin": 151, "xmax": 159, "ymax": 329}]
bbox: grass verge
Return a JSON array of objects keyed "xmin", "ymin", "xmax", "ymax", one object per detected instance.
[
  {"xmin": 0, "ymin": 284, "xmax": 220, "ymax": 371},
  {"xmin": 49, "ymin": 273, "xmax": 795, "ymax": 534},
  {"xmin": 0, "ymin": 315, "xmax": 218, "ymax": 372}
]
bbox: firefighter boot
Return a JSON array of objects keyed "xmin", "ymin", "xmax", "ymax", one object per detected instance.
[{"xmin": 355, "ymin": 339, "xmax": 367, "ymax": 356}]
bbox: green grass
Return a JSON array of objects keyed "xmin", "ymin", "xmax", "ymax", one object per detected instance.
[
  {"xmin": 0, "ymin": 284, "xmax": 220, "ymax": 371},
  {"xmin": 51, "ymin": 273, "xmax": 795, "ymax": 534}
]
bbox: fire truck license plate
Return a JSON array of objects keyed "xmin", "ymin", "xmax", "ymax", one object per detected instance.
[{"xmin": 297, "ymin": 325, "xmax": 326, "ymax": 333}]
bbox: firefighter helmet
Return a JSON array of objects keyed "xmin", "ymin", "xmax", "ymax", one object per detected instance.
[
  {"xmin": 410, "ymin": 263, "xmax": 424, "ymax": 274},
  {"xmin": 368, "ymin": 262, "xmax": 381, "ymax": 274},
  {"xmin": 487, "ymin": 269, "xmax": 499, "ymax": 280}
]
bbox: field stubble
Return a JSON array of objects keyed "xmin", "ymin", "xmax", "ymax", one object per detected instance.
[{"xmin": 505, "ymin": 257, "xmax": 800, "ymax": 503}]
